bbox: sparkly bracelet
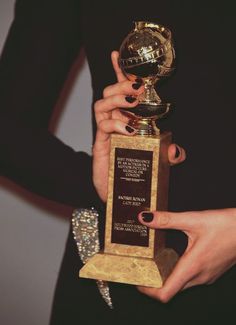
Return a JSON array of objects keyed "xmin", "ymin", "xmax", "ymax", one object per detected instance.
[{"xmin": 72, "ymin": 208, "xmax": 113, "ymax": 309}]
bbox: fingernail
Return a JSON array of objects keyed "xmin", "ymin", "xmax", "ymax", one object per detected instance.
[
  {"xmin": 135, "ymin": 78, "xmax": 143, "ymax": 84},
  {"xmin": 175, "ymin": 146, "xmax": 180, "ymax": 158},
  {"xmin": 125, "ymin": 125, "xmax": 135, "ymax": 133},
  {"xmin": 125, "ymin": 96, "xmax": 136, "ymax": 103},
  {"xmin": 141, "ymin": 212, "xmax": 154, "ymax": 223},
  {"xmin": 132, "ymin": 82, "xmax": 142, "ymax": 90}
]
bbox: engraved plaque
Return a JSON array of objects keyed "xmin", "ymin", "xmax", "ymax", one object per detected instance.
[{"xmin": 111, "ymin": 148, "xmax": 152, "ymax": 246}]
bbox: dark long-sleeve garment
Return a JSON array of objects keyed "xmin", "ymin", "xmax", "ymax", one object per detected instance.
[
  {"xmin": 1, "ymin": 0, "xmax": 236, "ymax": 324},
  {"xmin": 0, "ymin": 0, "xmax": 102, "ymax": 208}
]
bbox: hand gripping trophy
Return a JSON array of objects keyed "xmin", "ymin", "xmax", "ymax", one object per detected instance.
[{"xmin": 80, "ymin": 21, "xmax": 178, "ymax": 288}]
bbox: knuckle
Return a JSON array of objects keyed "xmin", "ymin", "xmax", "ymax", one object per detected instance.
[
  {"xmin": 94, "ymin": 100, "xmax": 102, "ymax": 112},
  {"xmin": 103, "ymin": 86, "xmax": 111, "ymax": 98},
  {"xmin": 125, "ymin": 80, "xmax": 133, "ymax": 90},
  {"xmin": 158, "ymin": 291, "xmax": 170, "ymax": 303},
  {"xmin": 114, "ymin": 95, "xmax": 122, "ymax": 106},
  {"xmin": 111, "ymin": 119, "xmax": 118, "ymax": 129}
]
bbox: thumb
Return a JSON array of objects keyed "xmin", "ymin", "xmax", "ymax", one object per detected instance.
[
  {"xmin": 111, "ymin": 50, "xmax": 127, "ymax": 82},
  {"xmin": 138, "ymin": 210, "xmax": 195, "ymax": 232}
]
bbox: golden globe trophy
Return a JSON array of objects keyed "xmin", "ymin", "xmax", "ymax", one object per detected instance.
[{"xmin": 80, "ymin": 21, "xmax": 178, "ymax": 288}]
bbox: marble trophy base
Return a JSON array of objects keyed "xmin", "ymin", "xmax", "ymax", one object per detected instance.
[
  {"xmin": 80, "ymin": 248, "xmax": 178, "ymax": 288},
  {"xmin": 80, "ymin": 132, "xmax": 177, "ymax": 288}
]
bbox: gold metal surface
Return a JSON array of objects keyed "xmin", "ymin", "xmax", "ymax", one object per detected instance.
[{"xmin": 119, "ymin": 21, "xmax": 175, "ymax": 135}]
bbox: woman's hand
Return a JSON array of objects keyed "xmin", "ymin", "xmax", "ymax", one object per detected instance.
[
  {"xmin": 93, "ymin": 51, "xmax": 186, "ymax": 201},
  {"xmin": 137, "ymin": 208, "xmax": 236, "ymax": 302}
]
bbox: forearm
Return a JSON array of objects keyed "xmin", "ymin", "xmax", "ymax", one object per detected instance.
[
  {"xmin": 0, "ymin": 119, "xmax": 99, "ymax": 207},
  {"xmin": 0, "ymin": 0, "xmax": 102, "ymax": 208}
]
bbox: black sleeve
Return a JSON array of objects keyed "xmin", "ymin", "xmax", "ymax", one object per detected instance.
[{"xmin": 0, "ymin": 0, "xmax": 102, "ymax": 208}]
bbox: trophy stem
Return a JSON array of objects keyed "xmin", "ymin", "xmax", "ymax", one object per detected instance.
[
  {"xmin": 128, "ymin": 117, "xmax": 160, "ymax": 136},
  {"xmin": 139, "ymin": 83, "xmax": 161, "ymax": 106},
  {"xmin": 121, "ymin": 101, "xmax": 170, "ymax": 136}
]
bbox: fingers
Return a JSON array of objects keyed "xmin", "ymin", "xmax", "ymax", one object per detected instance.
[
  {"xmin": 137, "ymin": 258, "xmax": 192, "ymax": 303},
  {"xmin": 137, "ymin": 208, "xmax": 236, "ymax": 302},
  {"xmin": 138, "ymin": 247, "xmax": 200, "ymax": 302},
  {"xmin": 137, "ymin": 209, "xmax": 205, "ymax": 303},
  {"xmin": 155, "ymin": 248, "xmax": 200, "ymax": 302},
  {"xmin": 97, "ymin": 120, "xmax": 136, "ymax": 140},
  {"xmin": 168, "ymin": 144, "xmax": 186, "ymax": 166},
  {"xmin": 111, "ymin": 51, "xmax": 127, "ymax": 82},
  {"xmin": 94, "ymin": 95, "xmax": 138, "ymax": 119},
  {"xmin": 95, "ymin": 51, "xmax": 143, "ymax": 139},
  {"xmin": 103, "ymin": 79, "xmax": 144, "ymax": 98},
  {"xmin": 138, "ymin": 210, "xmax": 198, "ymax": 232},
  {"xmin": 137, "ymin": 286, "xmax": 163, "ymax": 301},
  {"xmin": 95, "ymin": 97, "xmax": 137, "ymax": 142}
]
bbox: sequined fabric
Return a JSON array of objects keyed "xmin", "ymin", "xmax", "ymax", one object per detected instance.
[{"xmin": 72, "ymin": 208, "xmax": 113, "ymax": 309}]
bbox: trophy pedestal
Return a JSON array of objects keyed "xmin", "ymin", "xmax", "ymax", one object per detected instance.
[
  {"xmin": 80, "ymin": 132, "xmax": 177, "ymax": 287},
  {"xmin": 80, "ymin": 248, "xmax": 178, "ymax": 288}
]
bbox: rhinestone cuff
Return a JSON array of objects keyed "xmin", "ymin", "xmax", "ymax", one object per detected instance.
[{"xmin": 72, "ymin": 208, "xmax": 113, "ymax": 309}]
